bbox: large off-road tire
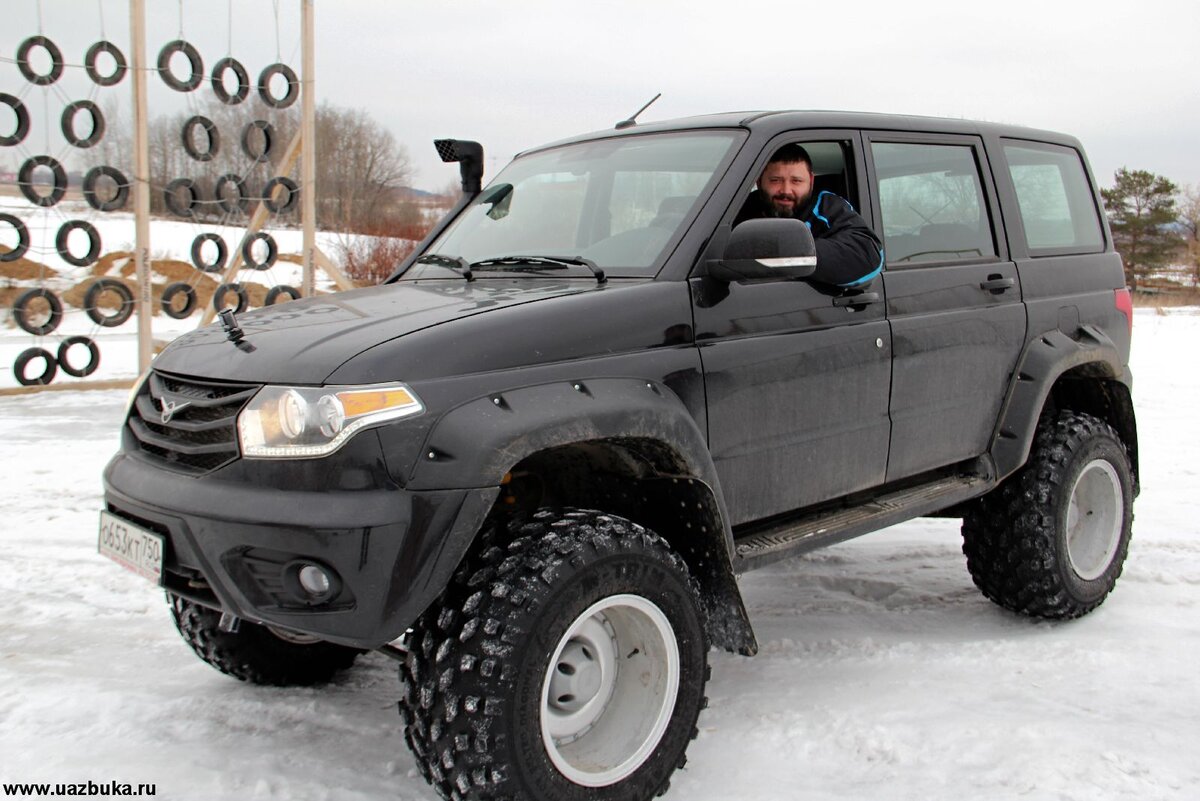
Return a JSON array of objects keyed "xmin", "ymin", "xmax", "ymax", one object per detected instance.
[
  {"xmin": 399, "ymin": 508, "xmax": 709, "ymax": 801},
  {"xmin": 962, "ymin": 411, "xmax": 1134, "ymax": 619},
  {"xmin": 168, "ymin": 594, "xmax": 360, "ymax": 686}
]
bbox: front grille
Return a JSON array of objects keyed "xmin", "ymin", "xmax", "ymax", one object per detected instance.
[{"xmin": 127, "ymin": 371, "xmax": 259, "ymax": 474}]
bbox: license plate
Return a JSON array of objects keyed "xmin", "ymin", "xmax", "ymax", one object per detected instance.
[{"xmin": 98, "ymin": 510, "xmax": 164, "ymax": 584}]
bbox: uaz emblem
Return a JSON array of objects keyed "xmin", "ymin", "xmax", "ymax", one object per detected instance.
[{"xmin": 160, "ymin": 400, "xmax": 191, "ymax": 424}]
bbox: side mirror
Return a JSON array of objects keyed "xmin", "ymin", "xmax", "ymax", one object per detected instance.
[
  {"xmin": 480, "ymin": 183, "xmax": 513, "ymax": 220},
  {"xmin": 434, "ymin": 138, "xmax": 484, "ymax": 195},
  {"xmin": 707, "ymin": 218, "xmax": 817, "ymax": 282}
]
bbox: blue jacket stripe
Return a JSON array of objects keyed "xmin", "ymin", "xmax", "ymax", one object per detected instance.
[{"xmin": 839, "ymin": 248, "xmax": 885, "ymax": 287}]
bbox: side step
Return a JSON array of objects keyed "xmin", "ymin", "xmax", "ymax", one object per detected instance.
[{"xmin": 733, "ymin": 474, "xmax": 990, "ymax": 573}]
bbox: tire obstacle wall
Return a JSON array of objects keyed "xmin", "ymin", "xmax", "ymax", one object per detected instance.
[{"xmin": 1, "ymin": 0, "xmax": 345, "ymax": 391}]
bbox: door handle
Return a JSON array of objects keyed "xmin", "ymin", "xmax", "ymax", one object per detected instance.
[
  {"xmin": 832, "ymin": 292, "xmax": 881, "ymax": 308},
  {"xmin": 980, "ymin": 276, "xmax": 1015, "ymax": 293}
]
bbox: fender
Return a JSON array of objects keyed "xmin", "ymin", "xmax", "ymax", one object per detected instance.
[
  {"xmin": 990, "ymin": 325, "xmax": 1129, "ymax": 480},
  {"xmin": 407, "ymin": 375, "xmax": 759, "ymax": 654}
]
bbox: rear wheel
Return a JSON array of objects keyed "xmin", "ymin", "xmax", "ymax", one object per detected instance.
[
  {"xmin": 962, "ymin": 410, "xmax": 1134, "ymax": 619},
  {"xmin": 398, "ymin": 508, "xmax": 709, "ymax": 801},
  {"xmin": 168, "ymin": 594, "xmax": 360, "ymax": 685}
]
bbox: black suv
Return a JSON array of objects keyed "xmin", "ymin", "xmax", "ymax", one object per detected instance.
[{"xmin": 99, "ymin": 110, "xmax": 1138, "ymax": 801}]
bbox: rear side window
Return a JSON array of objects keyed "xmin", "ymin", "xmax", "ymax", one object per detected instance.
[
  {"xmin": 1003, "ymin": 142, "xmax": 1103, "ymax": 253},
  {"xmin": 872, "ymin": 142, "xmax": 997, "ymax": 265}
]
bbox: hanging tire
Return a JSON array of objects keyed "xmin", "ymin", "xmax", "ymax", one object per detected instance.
[
  {"xmin": 157, "ymin": 40, "xmax": 203, "ymax": 92},
  {"xmin": 182, "ymin": 115, "xmax": 219, "ymax": 161},
  {"xmin": 190, "ymin": 233, "xmax": 228, "ymax": 273},
  {"xmin": 57, "ymin": 336, "xmax": 100, "ymax": 377},
  {"xmin": 14, "ymin": 347, "xmax": 57, "ymax": 386},
  {"xmin": 242, "ymin": 232, "xmax": 277, "ymax": 270},
  {"xmin": 61, "ymin": 100, "xmax": 105, "ymax": 148},
  {"xmin": 962, "ymin": 410, "xmax": 1134, "ymax": 620},
  {"xmin": 241, "ymin": 120, "xmax": 274, "ymax": 164},
  {"xmin": 12, "ymin": 288, "xmax": 64, "ymax": 335},
  {"xmin": 0, "ymin": 93, "xmax": 30, "ymax": 146},
  {"xmin": 19, "ymin": 155, "xmax": 67, "ymax": 207},
  {"xmin": 264, "ymin": 284, "xmax": 300, "ymax": 305},
  {"xmin": 257, "ymin": 62, "xmax": 299, "ymax": 109},
  {"xmin": 215, "ymin": 173, "xmax": 249, "ymax": 215},
  {"xmin": 164, "ymin": 178, "xmax": 199, "ymax": 218},
  {"xmin": 213, "ymin": 283, "xmax": 248, "ymax": 314},
  {"xmin": 17, "ymin": 36, "xmax": 64, "ymax": 86},
  {"xmin": 84, "ymin": 278, "xmax": 135, "ymax": 327},
  {"xmin": 262, "ymin": 176, "xmax": 299, "ymax": 214},
  {"xmin": 168, "ymin": 594, "xmax": 361, "ymax": 686},
  {"xmin": 85, "ymin": 40, "xmax": 128, "ymax": 86},
  {"xmin": 0, "ymin": 213, "xmax": 30, "ymax": 261},
  {"xmin": 211, "ymin": 56, "xmax": 250, "ymax": 105},
  {"xmin": 160, "ymin": 282, "xmax": 197, "ymax": 318},
  {"xmin": 83, "ymin": 166, "xmax": 130, "ymax": 212},
  {"xmin": 55, "ymin": 220, "xmax": 101, "ymax": 267},
  {"xmin": 398, "ymin": 508, "xmax": 708, "ymax": 801}
]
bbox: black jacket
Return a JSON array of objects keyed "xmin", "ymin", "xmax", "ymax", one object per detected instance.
[{"xmin": 734, "ymin": 189, "xmax": 883, "ymax": 287}]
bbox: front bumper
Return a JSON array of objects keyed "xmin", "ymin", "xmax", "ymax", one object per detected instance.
[{"xmin": 102, "ymin": 450, "xmax": 497, "ymax": 649}]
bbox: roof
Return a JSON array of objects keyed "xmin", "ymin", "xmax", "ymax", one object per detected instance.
[{"xmin": 520, "ymin": 110, "xmax": 1080, "ymax": 157}]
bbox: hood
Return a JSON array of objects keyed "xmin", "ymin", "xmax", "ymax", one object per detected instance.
[{"xmin": 154, "ymin": 278, "xmax": 600, "ymax": 384}]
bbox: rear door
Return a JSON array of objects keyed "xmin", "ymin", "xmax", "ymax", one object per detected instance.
[{"xmin": 864, "ymin": 133, "xmax": 1026, "ymax": 480}]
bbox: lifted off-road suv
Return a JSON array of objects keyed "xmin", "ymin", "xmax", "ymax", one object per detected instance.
[{"xmin": 100, "ymin": 110, "xmax": 1137, "ymax": 801}]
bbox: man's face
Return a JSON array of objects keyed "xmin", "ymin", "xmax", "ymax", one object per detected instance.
[{"xmin": 758, "ymin": 159, "xmax": 813, "ymax": 217}]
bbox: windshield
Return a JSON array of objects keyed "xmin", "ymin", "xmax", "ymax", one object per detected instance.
[{"xmin": 411, "ymin": 130, "xmax": 744, "ymax": 278}]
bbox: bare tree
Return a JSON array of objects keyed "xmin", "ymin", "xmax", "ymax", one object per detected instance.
[
  {"xmin": 80, "ymin": 97, "xmax": 419, "ymax": 253},
  {"xmin": 314, "ymin": 102, "xmax": 411, "ymax": 232}
]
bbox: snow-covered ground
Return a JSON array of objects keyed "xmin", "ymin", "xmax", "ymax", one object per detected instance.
[{"xmin": 0, "ymin": 308, "xmax": 1197, "ymax": 800}]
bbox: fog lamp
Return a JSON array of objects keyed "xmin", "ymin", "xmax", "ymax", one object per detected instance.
[{"xmin": 298, "ymin": 564, "xmax": 331, "ymax": 596}]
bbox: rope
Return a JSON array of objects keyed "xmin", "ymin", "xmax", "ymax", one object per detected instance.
[{"xmin": 272, "ymin": 0, "xmax": 282, "ymax": 62}]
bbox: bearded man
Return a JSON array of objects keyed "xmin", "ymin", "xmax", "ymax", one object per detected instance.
[{"xmin": 734, "ymin": 143, "xmax": 883, "ymax": 287}]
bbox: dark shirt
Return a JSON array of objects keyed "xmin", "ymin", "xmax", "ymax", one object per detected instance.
[{"xmin": 734, "ymin": 189, "xmax": 884, "ymax": 287}]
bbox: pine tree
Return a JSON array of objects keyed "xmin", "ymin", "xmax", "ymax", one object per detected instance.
[
  {"xmin": 1178, "ymin": 185, "xmax": 1200, "ymax": 288},
  {"xmin": 1100, "ymin": 168, "xmax": 1179, "ymax": 290}
]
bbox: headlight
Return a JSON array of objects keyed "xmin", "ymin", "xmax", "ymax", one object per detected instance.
[{"xmin": 237, "ymin": 382, "xmax": 424, "ymax": 458}]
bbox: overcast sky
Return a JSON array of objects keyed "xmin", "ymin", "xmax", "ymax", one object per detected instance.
[{"xmin": 2, "ymin": 0, "xmax": 1198, "ymax": 192}]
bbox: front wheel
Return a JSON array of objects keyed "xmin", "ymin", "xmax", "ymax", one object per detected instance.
[
  {"xmin": 399, "ymin": 509, "xmax": 709, "ymax": 801},
  {"xmin": 961, "ymin": 410, "xmax": 1134, "ymax": 619}
]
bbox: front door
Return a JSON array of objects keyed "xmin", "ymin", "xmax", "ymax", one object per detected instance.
[{"xmin": 692, "ymin": 134, "xmax": 892, "ymax": 526}]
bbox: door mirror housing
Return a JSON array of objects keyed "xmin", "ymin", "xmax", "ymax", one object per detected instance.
[{"xmin": 707, "ymin": 218, "xmax": 818, "ymax": 282}]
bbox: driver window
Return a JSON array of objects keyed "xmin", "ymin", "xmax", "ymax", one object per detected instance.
[{"xmin": 733, "ymin": 140, "xmax": 859, "ymax": 222}]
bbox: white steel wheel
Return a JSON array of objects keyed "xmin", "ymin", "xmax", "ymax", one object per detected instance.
[
  {"xmin": 1065, "ymin": 459, "xmax": 1124, "ymax": 581},
  {"xmin": 540, "ymin": 593, "xmax": 680, "ymax": 787}
]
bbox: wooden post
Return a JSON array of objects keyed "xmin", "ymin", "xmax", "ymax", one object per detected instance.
[
  {"xmin": 301, "ymin": 0, "xmax": 316, "ymax": 298},
  {"xmin": 130, "ymin": 0, "xmax": 152, "ymax": 372}
]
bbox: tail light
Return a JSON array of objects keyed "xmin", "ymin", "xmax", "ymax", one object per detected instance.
[{"xmin": 1115, "ymin": 288, "xmax": 1133, "ymax": 336}]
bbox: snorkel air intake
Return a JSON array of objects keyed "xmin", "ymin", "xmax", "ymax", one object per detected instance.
[{"xmin": 434, "ymin": 139, "xmax": 484, "ymax": 196}]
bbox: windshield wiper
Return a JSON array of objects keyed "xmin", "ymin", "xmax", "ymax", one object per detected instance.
[
  {"xmin": 471, "ymin": 255, "xmax": 606, "ymax": 284},
  {"xmin": 415, "ymin": 253, "xmax": 474, "ymax": 281}
]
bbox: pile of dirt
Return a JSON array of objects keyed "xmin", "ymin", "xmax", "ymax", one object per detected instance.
[
  {"xmin": 1, "ymin": 249, "xmax": 59, "ymax": 282},
  {"xmin": 89, "ymin": 251, "xmax": 134, "ymax": 277}
]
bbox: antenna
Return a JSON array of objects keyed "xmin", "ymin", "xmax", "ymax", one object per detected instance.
[{"xmin": 615, "ymin": 93, "xmax": 662, "ymax": 130}]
